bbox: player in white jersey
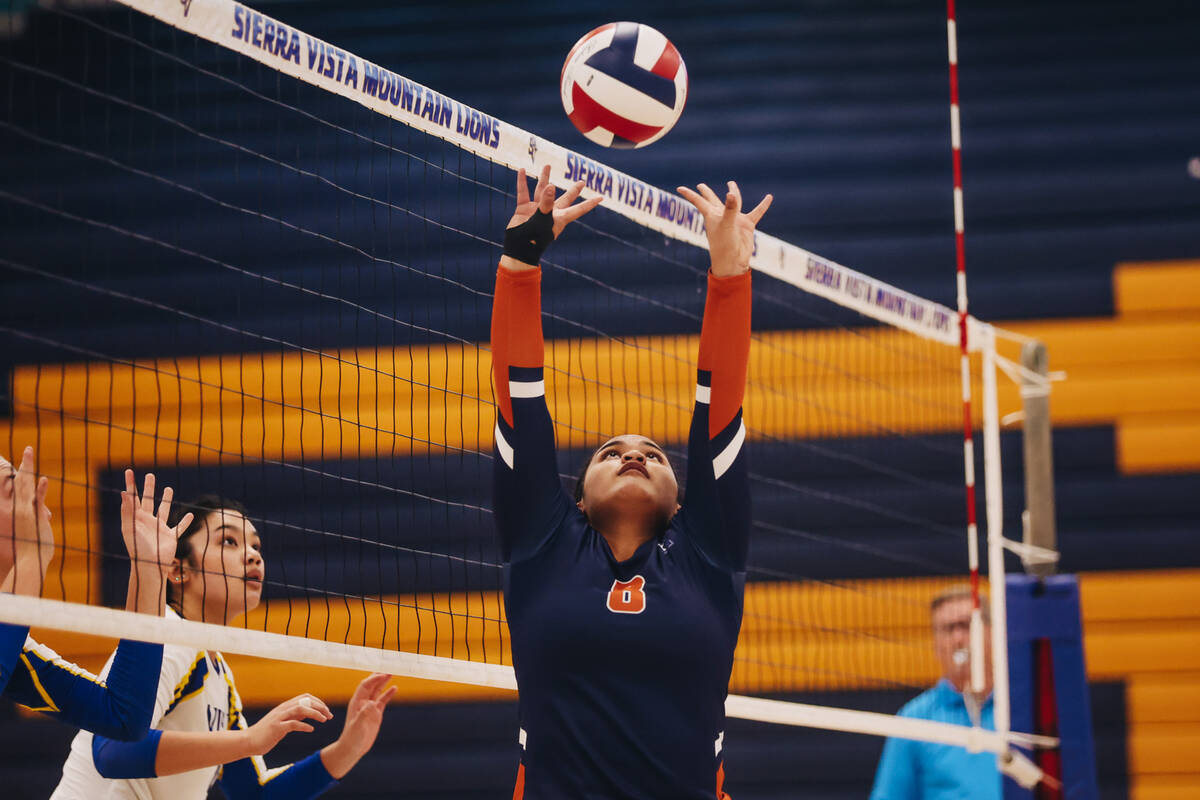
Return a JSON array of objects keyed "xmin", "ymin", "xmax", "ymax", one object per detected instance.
[
  {"xmin": 52, "ymin": 495, "xmax": 395, "ymax": 799},
  {"xmin": 3, "ymin": 450, "xmax": 184, "ymax": 741}
]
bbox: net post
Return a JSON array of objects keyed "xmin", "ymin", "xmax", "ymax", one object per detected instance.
[
  {"xmin": 1020, "ymin": 340, "xmax": 1057, "ymax": 577},
  {"xmin": 981, "ymin": 325, "xmax": 1013, "ymax": 748}
]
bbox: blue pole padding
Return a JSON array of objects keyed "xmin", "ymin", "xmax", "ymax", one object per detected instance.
[{"xmin": 1004, "ymin": 574, "xmax": 1100, "ymax": 800}]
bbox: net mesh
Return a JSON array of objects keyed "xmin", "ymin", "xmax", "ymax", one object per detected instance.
[{"xmin": 1, "ymin": 0, "xmax": 992, "ymax": 727}]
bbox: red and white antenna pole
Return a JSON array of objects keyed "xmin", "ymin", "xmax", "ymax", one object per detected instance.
[{"xmin": 946, "ymin": 0, "xmax": 985, "ymax": 696}]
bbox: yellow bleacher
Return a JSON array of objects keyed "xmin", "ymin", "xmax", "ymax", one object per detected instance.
[{"xmin": 8, "ymin": 259, "xmax": 1200, "ymax": 795}]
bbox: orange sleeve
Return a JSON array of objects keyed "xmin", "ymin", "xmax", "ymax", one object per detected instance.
[
  {"xmin": 491, "ymin": 264, "xmax": 546, "ymax": 426},
  {"xmin": 696, "ymin": 270, "xmax": 752, "ymax": 439}
]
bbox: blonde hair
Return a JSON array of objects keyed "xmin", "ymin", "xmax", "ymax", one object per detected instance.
[{"xmin": 929, "ymin": 586, "xmax": 991, "ymax": 623}]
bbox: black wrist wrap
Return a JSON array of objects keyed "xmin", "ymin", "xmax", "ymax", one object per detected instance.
[{"xmin": 502, "ymin": 209, "xmax": 555, "ymax": 265}]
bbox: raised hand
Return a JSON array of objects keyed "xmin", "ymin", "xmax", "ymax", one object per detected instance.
[
  {"xmin": 501, "ymin": 164, "xmax": 603, "ymax": 272},
  {"xmin": 677, "ymin": 181, "xmax": 773, "ymax": 277},
  {"xmin": 121, "ymin": 470, "xmax": 192, "ymax": 575},
  {"xmin": 508, "ymin": 164, "xmax": 603, "ymax": 238},
  {"xmin": 243, "ymin": 693, "xmax": 333, "ymax": 756},
  {"xmin": 121, "ymin": 470, "xmax": 193, "ymax": 614},
  {"xmin": 3, "ymin": 446, "xmax": 55, "ymax": 595},
  {"xmin": 320, "ymin": 673, "xmax": 397, "ymax": 779}
]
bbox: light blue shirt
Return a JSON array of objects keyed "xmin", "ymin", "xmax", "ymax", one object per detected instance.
[{"xmin": 869, "ymin": 679, "xmax": 1001, "ymax": 800}]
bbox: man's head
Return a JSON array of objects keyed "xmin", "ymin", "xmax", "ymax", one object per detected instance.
[
  {"xmin": 574, "ymin": 434, "xmax": 680, "ymax": 534},
  {"xmin": 930, "ymin": 587, "xmax": 992, "ymax": 693}
]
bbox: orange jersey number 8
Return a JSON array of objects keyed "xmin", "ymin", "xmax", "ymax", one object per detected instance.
[{"xmin": 606, "ymin": 575, "xmax": 647, "ymax": 614}]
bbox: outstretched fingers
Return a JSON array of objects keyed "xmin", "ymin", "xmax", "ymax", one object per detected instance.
[
  {"xmin": 157, "ymin": 486, "xmax": 174, "ymax": 527},
  {"xmin": 676, "ymin": 185, "xmax": 705, "ymax": 212},
  {"xmin": 533, "ymin": 164, "xmax": 554, "ymax": 214},
  {"xmin": 748, "ymin": 192, "xmax": 774, "ymax": 225},
  {"xmin": 351, "ymin": 673, "xmax": 390, "ymax": 705},
  {"xmin": 555, "ymin": 179, "xmax": 584, "ymax": 209},
  {"xmin": 515, "ymin": 168, "xmax": 529, "ymax": 206},
  {"xmin": 696, "ymin": 182, "xmax": 721, "ymax": 206},
  {"xmin": 16, "ymin": 445, "xmax": 35, "ymax": 477},
  {"xmin": 558, "ymin": 194, "xmax": 602, "ymax": 226},
  {"xmin": 139, "ymin": 473, "xmax": 156, "ymax": 516},
  {"xmin": 725, "ymin": 180, "xmax": 742, "ymax": 214}
]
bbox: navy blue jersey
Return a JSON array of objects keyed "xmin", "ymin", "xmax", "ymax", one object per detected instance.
[{"xmin": 491, "ymin": 265, "xmax": 752, "ymax": 799}]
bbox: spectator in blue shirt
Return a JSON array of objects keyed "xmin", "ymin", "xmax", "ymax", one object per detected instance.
[{"xmin": 870, "ymin": 588, "xmax": 1000, "ymax": 800}]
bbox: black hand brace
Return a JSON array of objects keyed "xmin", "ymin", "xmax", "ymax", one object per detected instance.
[{"xmin": 502, "ymin": 209, "xmax": 555, "ymax": 266}]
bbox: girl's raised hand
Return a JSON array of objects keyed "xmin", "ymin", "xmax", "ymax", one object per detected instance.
[{"xmin": 677, "ymin": 181, "xmax": 772, "ymax": 277}]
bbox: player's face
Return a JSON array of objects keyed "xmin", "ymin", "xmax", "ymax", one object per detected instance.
[
  {"xmin": 181, "ymin": 508, "xmax": 264, "ymax": 624},
  {"xmin": 578, "ymin": 435, "xmax": 679, "ymax": 530},
  {"xmin": 0, "ymin": 454, "xmax": 14, "ymax": 574},
  {"xmin": 931, "ymin": 596, "xmax": 991, "ymax": 690}
]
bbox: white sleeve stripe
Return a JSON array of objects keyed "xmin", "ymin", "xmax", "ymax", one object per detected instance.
[
  {"xmin": 495, "ymin": 422, "xmax": 514, "ymax": 469},
  {"xmin": 712, "ymin": 420, "xmax": 746, "ymax": 480},
  {"xmin": 695, "ymin": 384, "xmax": 711, "ymax": 404},
  {"xmin": 519, "ymin": 727, "xmax": 527, "ymax": 749},
  {"xmin": 509, "ymin": 379, "xmax": 545, "ymax": 398},
  {"xmin": 22, "ymin": 637, "xmax": 105, "ymax": 686}
]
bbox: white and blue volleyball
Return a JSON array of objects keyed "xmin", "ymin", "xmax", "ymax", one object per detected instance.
[{"xmin": 560, "ymin": 22, "xmax": 688, "ymax": 149}]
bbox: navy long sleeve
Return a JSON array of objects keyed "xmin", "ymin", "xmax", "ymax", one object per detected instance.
[
  {"xmin": 0, "ymin": 622, "xmax": 29, "ymax": 696},
  {"xmin": 3, "ymin": 632, "xmax": 162, "ymax": 740}
]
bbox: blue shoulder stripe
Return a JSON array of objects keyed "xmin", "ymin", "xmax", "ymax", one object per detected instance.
[{"xmin": 164, "ymin": 654, "xmax": 208, "ymax": 716}]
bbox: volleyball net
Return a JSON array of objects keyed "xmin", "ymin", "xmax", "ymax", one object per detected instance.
[{"xmin": 0, "ymin": 0, "xmax": 1046, "ymax": 757}]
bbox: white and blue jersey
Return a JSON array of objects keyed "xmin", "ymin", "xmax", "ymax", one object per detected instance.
[
  {"xmin": 491, "ymin": 265, "xmax": 752, "ymax": 799},
  {"xmin": 51, "ymin": 608, "xmax": 336, "ymax": 800}
]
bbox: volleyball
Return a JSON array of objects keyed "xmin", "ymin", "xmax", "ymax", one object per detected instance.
[{"xmin": 560, "ymin": 22, "xmax": 688, "ymax": 149}]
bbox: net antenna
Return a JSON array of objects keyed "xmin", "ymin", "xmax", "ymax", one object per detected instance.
[
  {"xmin": 946, "ymin": 2, "xmax": 1061, "ymax": 789},
  {"xmin": 0, "ymin": 0, "xmax": 1060, "ymax": 762},
  {"xmin": 942, "ymin": 0, "xmax": 986, "ymax": 704}
]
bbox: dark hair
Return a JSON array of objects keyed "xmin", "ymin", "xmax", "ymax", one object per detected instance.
[
  {"xmin": 573, "ymin": 456, "xmax": 592, "ymax": 503},
  {"xmin": 166, "ymin": 495, "xmax": 250, "ymax": 606}
]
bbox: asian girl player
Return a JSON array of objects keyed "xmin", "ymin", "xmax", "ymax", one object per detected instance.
[{"xmin": 51, "ymin": 494, "xmax": 395, "ymax": 799}]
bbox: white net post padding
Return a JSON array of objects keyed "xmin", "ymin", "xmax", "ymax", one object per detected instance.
[{"xmin": 980, "ymin": 323, "xmax": 1014, "ymax": 751}]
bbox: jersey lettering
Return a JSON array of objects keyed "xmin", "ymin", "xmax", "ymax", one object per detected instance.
[
  {"xmin": 207, "ymin": 704, "xmax": 228, "ymax": 731},
  {"xmin": 606, "ymin": 575, "xmax": 647, "ymax": 614}
]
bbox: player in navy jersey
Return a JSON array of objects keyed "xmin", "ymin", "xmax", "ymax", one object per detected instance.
[
  {"xmin": 2, "ymin": 447, "xmax": 183, "ymax": 741},
  {"xmin": 492, "ymin": 165, "xmax": 771, "ymax": 799}
]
